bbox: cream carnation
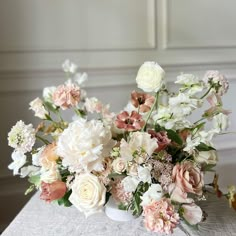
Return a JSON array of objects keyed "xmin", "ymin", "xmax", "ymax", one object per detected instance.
[
  {"xmin": 136, "ymin": 61, "xmax": 165, "ymax": 93},
  {"xmin": 69, "ymin": 173, "xmax": 106, "ymax": 217},
  {"xmin": 57, "ymin": 118, "xmax": 114, "ymax": 173}
]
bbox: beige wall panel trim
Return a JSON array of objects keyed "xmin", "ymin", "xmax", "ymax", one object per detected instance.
[
  {"xmin": 0, "ymin": 0, "xmax": 156, "ymax": 53},
  {"xmin": 163, "ymin": 0, "xmax": 236, "ymax": 50}
]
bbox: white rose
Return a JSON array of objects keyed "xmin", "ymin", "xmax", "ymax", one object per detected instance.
[
  {"xmin": 136, "ymin": 61, "xmax": 165, "ymax": 92},
  {"xmin": 29, "ymin": 97, "xmax": 49, "ymax": 119},
  {"xmin": 69, "ymin": 173, "xmax": 106, "ymax": 217},
  {"xmin": 112, "ymin": 158, "xmax": 127, "ymax": 174},
  {"xmin": 194, "ymin": 150, "xmax": 218, "ymax": 165},
  {"xmin": 213, "ymin": 113, "xmax": 229, "ymax": 132},
  {"xmin": 138, "ymin": 166, "xmax": 151, "ymax": 183},
  {"xmin": 122, "ymin": 176, "xmax": 140, "ymax": 193},
  {"xmin": 141, "ymin": 184, "xmax": 163, "ymax": 206}
]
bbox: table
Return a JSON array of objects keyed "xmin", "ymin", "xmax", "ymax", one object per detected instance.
[{"xmin": 2, "ymin": 192, "xmax": 236, "ymax": 236}]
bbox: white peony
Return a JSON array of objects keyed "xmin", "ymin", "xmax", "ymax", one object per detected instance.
[
  {"xmin": 120, "ymin": 132, "xmax": 158, "ymax": 162},
  {"xmin": 29, "ymin": 97, "xmax": 49, "ymax": 119},
  {"xmin": 138, "ymin": 166, "xmax": 152, "ymax": 183},
  {"xmin": 57, "ymin": 118, "xmax": 115, "ymax": 173},
  {"xmin": 112, "ymin": 158, "xmax": 127, "ymax": 174},
  {"xmin": 136, "ymin": 61, "xmax": 165, "ymax": 93},
  {"xmin": 141, "ymin": 184, "xmax": 163, "ymax": 206},
  {"xmin": 194, "ymin": 150, "xmax": 218, "ymax": 165},
  {"xmin": 122, "ymin": 176, "xmax": 140, "ymax": 193},
  {"xmin": 213, "ymin": 113, "xmax": 229, "ymax": 132},
  {"xmin": 8, "ymin": 120, "xmax": 36, "ymax": 154},
  {"xmin": 8, "ymin": 151, "xmax": 27, "ymax": 175},
  {"xmin": 69, "ymin": 173, "xmax": 106, "ymax": 217}
]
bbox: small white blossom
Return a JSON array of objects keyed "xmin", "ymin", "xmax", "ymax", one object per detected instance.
[
  {"xmin": 43, "ymin": 86, "xmax": 56, "ymax": 104},
  {"xmin": 8, "ymin": 120, "xmax": 36, "ymax": 153},
  {"xmin": 138, "ymin": 166, "xmax": 152, "ymax": 183},
  {"xmin": 62, "ymin": 59, "xmax": 78, "ymax": 74},
  {"xmin": 213, "ymin": 113, "xmax": 229, "ymax": 132},
  {"xmin": 141, "ymin": 184, "xmax": 163, "ymax": 206},
  {"xmin": 20, "ymin": 165, "xmax": 40, "ymax": 178},
  {"xmin": 122, "ymin": 176, "xmax": 140, "ymax": 193},
  {"xmin": 8, "ymin": 151, "xmax": 27, "ymax": 175},
  {"xmin": 29, "ymin": 97, "xmax": 49, "ymax": 119},
  {"xmin": 74, "ymin": 72, "xmax": 88, "ymax": 86},
  {"xmin": 32, "ymin": 146, "xmax": 45, "ymax": 166}
]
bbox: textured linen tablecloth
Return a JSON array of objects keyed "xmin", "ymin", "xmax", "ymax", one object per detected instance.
[{"xmin": 2, "ymin": 192, "xmax": 236, "ymax": 236}]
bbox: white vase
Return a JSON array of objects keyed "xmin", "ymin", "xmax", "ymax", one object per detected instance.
[{"xmin": 105, "ymin": 197, "xmax": 136, "ymax": 222}]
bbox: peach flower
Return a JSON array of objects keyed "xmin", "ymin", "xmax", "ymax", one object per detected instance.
[
  {"xmin": 115, "ymin": 111, "xmax": 145, "ymax": 131},
  {"xmin": 172, "ymin": 161, "xmax": 204, "ymax": 195},
  {"xmin": 40, "ymin": 180, "xmax": 66, "ymax": 202},
  {"xmin": 40, "ymin": 142, "xmax": 59, "ymax": 170},
  {"xmin": 52, "ymin": 83, "xmax": 81, "ymax": 110},
  {"xmin": 131, "ymin": 91, "xmax": 155, "ymax": 113}
]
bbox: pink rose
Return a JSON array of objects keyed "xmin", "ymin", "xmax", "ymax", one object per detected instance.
[
  {"xmin": 172, "ymin": 161, "xmax": 204, "ymax": 195},
  {"xmin": 40, "ymin": 180, "xmax": 67, "ymax": 202},
  {"xmin": 182, "ymin": 203, "xmax": 203, "ymax": 225},
  {"xmin": 52, "ymin": 83, "xmax": 81, "ymax": 110}
]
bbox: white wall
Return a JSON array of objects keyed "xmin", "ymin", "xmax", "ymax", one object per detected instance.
[{"xmin": 0, "ymin": 0, "xmax": 236, "ymax": 231}]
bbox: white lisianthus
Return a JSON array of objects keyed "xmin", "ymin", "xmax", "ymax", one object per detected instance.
[
  {"xmin": 62, "ymin": 59, "xmax": 78, "ymax": 74},
  {"xmin": 136, "ymin": 61, "xmax": 165, "ymax": 92},
  {"xmin": 194, "ymin": 150, "xmax": 218, "ymax": 165},
  {"xmin": 213, "ymin": 113, "xmax": 229, "ymax": 132},
  {"xmin": 57, "ymin": 118, "xmax": 115, "ymax": 173},
  {"xmin": 8, "ymin": 120, "xmax": 36, "ymax": 153},
  {"xmin": 112, "ymin": 158, "xmax": 127, "ymax": 174},
  {"xmin": 182, "ymin": 204, "xmax": 203, "ymax": 225},
  {"xmin": 69, "ymin": 173, "xmax": 106, "ymax": 217},
  {"xmin": 138, "ymin": 166, "xmax": 152, "ymax": 183},
  {"xmin": 43, "ymin": 86, "xmax": 56, "ymax": 104},
  {"xmin": 8, "ymin": 151, "xmax": 27, "ymax": 175},
  {"xmin": 141, "ymin": 184, "xmax": 163, "ymax": 207},
  {"xmin": 120, "ymin": 132, "xmax": 158, "ymax": 162},
  {"xmin": 122, "ymin": 176, "xmax": 140, "ymax": 193},
  {"xmin": 29, "ymin": 97, "xmax": 49, "ymax": 119}
]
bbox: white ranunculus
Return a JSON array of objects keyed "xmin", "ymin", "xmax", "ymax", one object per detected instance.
[
  {"xmin": 120, "ymin": 132, "xmax": 158, "ymax": 162},
  {"xmin": 194, "ymin": 150, "xmax": 218, "ymax": 165},
  {"xmin": 29, "ymin": 97, "xmax": 49, "ymax": 119},
  {"xmin": 69, "ymin": 173, "xmax": 106, "ymax": 217},
  {"xmin": 43, "ymin": 86, "xmax": 56, "ymax": 104},
  {"xmin": 57, "ymin": 118, "xmax": 115, "ymax": 173},
  {"xmin": 136, "ymin": 61, "xmax": 165, "ymax": 92},
  {"xmin": 138, "ymin": 166, "xmax": 151, "ymax": 183},
  {"xmin": 213, "ymin": 113, "xmax": 229, "ymax": 132},
  {"xmin": 141, "ymin": 184, "xmax": 163, "ymax": 206},
  {"xmin": 8, "ymin": 151, "xmax": 27, "ymax": 175},
  {"xmin": 122, "ymin": 176, "xmax": 140, "ymax": 193},
  {"xmin": 112, "ymin": 158, "xmax": 127, "ymax": 174}
]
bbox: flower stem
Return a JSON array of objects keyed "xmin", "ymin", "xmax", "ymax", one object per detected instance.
[
  {"xmin": 142, "ymin": 92, "xmax": 159, "ymax": 131},
  {"xmin": 36, "ymin": 135, "xmax": 50, "ymax": 145},
  {"xmin": 200, "ymin": 85, "xmax": 213, "ymax": 99}
]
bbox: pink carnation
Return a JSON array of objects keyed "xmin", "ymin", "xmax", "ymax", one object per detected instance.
[
  {"xmin": 143, "ymin": 198, "xmax": 179, "ymax": 234},
  {"xmin": 52, "ymin": 83, "xmax": 81, "ymax": 110}
]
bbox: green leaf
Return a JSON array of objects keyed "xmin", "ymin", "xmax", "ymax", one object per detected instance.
[
  {"xmin": 166, "ymin": 129, "xmax": 183, "ymax": 145},
  {"xmin": 24, "ymin": 185, "xmax": 36, "ymax": 195},
  {"xmin": 57, "ymin": 190, "xmax": 72, "ymax": 207},
  {"xmin": 28, "ymin": 175, "xmax": 40, "ymax": 186},
  {"xmin": 202, "ymin": 164, "xmax": 216, "ymax": 172},
  {"xmin": 44, "ymin": 101, "xmax": 59, "ymax": 114},
  {"xmin": 196, "ymin": 142, "xmax": 216, "ymax": 151}
]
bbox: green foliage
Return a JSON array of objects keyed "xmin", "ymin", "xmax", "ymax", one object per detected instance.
[
  {"xmin": 57, "ymin": 190, "xmax": 72, "ymax": 207},
  {"xmin": 25, "ymin": 185, "xmax": 36, "ymax": 195},
  {"xmin": 166, "ymin": 129, "xmax": 183, "ymax": 146},
  {"xmin": 196, "ymin": 142, "xmax": 216, "ymax": 151},
  {"xmin": 28, "ymin": 175, "xmax": 40, "ymax": 187}
]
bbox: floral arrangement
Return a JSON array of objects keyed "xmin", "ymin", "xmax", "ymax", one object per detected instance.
[{"xmin": 8, "ymin": 60, "xmax": 235, "ymax": 234}]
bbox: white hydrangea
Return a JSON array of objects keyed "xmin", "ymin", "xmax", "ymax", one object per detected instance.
[
  {"xmin": 8, "ymin": 120, "xmax": 36, "ymax": 153},
  {"xmin": 57, "ymin": 118, "xmax": 115, "ymax": 173}
]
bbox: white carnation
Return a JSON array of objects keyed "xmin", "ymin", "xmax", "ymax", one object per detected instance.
[{"xmin": 57, "ymin": 118, "xmax": 114, "ymax": 173}]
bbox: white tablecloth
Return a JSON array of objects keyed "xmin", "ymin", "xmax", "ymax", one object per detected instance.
[{"xmin": 2, "ymin": 192, "xmax": 236, "ymax": 236}]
